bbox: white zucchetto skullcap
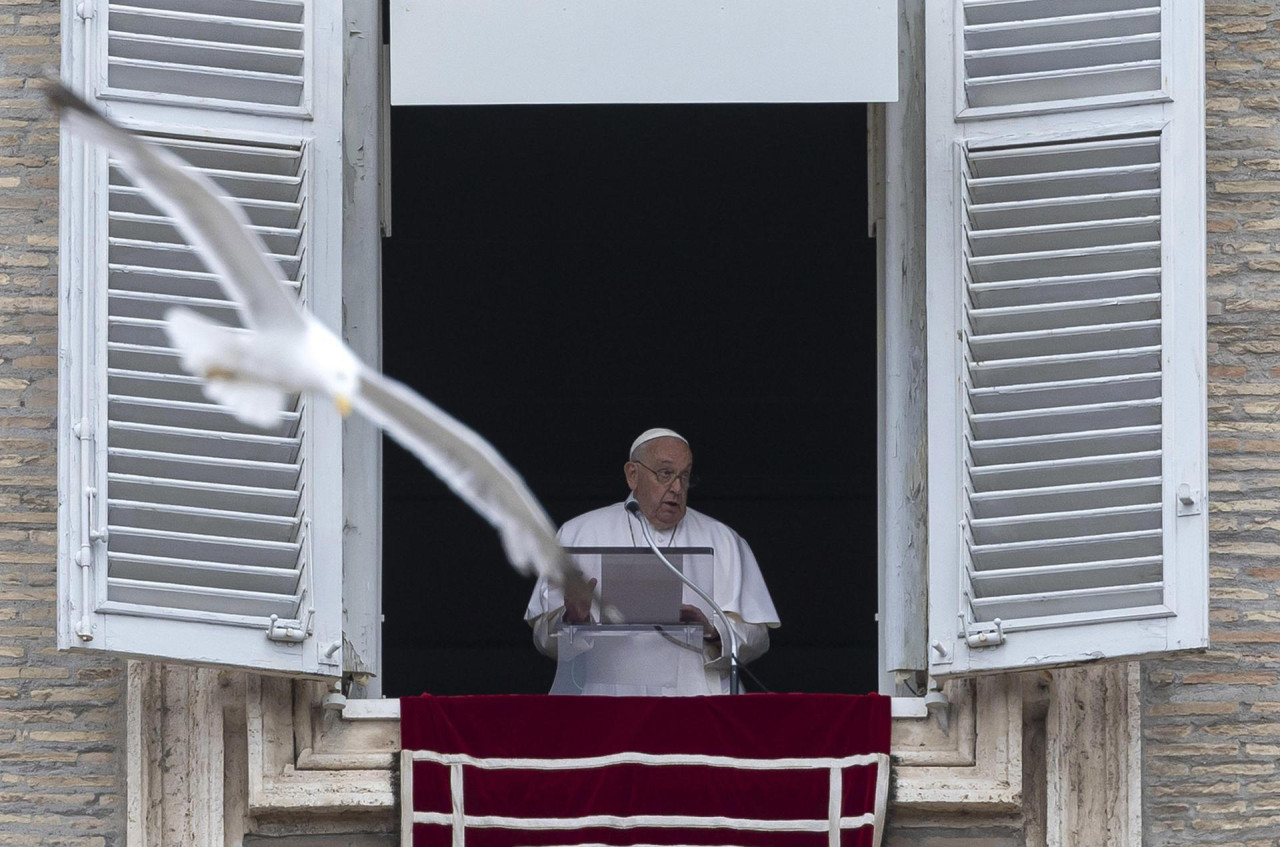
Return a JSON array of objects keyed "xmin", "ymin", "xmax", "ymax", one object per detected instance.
[{"xmin": 629, "ymin": 428, "xmax": 689, "ymax": 459}]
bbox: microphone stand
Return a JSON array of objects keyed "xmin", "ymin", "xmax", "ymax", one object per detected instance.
[{"xmin": 626, "ymin": 501, "xmax": 741, "ymax": 694}]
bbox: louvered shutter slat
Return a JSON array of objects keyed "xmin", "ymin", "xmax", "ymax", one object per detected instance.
[
  {"xmin": 108, "ymin": 290, "xmax": 242, "ymax": 322},
  {"xmin": 961, "ymin": 0, "xmax": 1162, "ymax": 112},
  {"xmin": 111, "ymin": 186, "xmax": 303, "ymax": 229},
  {"xmin": 106, "ymin": 577, "xmax": 300, "ymax": 617},
  {"xmin": 969, "ymin": 373, "xmax": 1161, "ymax": 414},
  {"xmin": 970, "ymin": 451, "xmax": 1162, "ymax": 492},
  {"xmin": 108, "ymin": 473, "xmax": 299, "ymax": 515},
  {"xmin": 971, "ymin": 429, "xmax": 1160, "ymax": 466},
  {"xmin": 108, "ymin": 499, "xmax": 299, "ymax": 540},
  {"xmin": 970, "ymin": 582, "xmax": 1164, "ymax": 619},
  {"xmin": 969, "ymin": 295, "xmax": 1162, "ymax": 336},
  {"xmin": 108, "ymin": 448, "xmax": 301, "ymax": 489},
  {"xmin": 109, "ymin": 265, "xmax": 228, "ymax": 297},
  {"xmin": 108, "ymin": 396, "xmax": 299, "ymax": 435},
  {"xmin": 972, "ymin": 348, "xmax": 1162, "ymax": 388},
  {"xmin": 109, "ymin": 33, "xmax": 303, "ymax": 76},
  {"xmin": 970, "ymin": 189, "xmax": 1161, "ymax": 229},
  {"xmin": 110, "ymin": 525, "xmax": 301, "ymax": 567},
  {"xmin": 108, "ymin": 238, "xmax": 302, "ymax": 278},
  {"xmin": 972, "ymin": 555, "xmax": 1162, "ymax": 596},
  {"xmin": 970, "ymin": 477, "xmax": 1161, "ymax": 516},
  {"xmin": 969, "ymin": 268, "xmax": 1160, "ymax": 307},
  {"xmin": 109, "ymin": 551, "xmax": 300, "ymax": 593},
  {"xmin": 968, "ymin": 320, "xmax": 1161, "ymax": 359},
  {"xmin": 106, "ymin": 2, "xmax": 306, "ymax": 109},
  {"xmin": 108, "ymin": 212, "xmax": 302, "ymax": 255},
  {"xmin": 971, "ymin": 529, "xmax": 1162, "ymax": 570},
  {"xmin": 108, "ymin": 422, "xmax": 301, "ymax": 463},
  {"xmin": 970, "ymin": 397, "xmax": 1162, "ymax": 440}
]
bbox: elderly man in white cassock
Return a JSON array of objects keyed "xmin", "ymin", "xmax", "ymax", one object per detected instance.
[{"xmin": 525, "ymin": 428, "xmax": 780, "ymax": 694}]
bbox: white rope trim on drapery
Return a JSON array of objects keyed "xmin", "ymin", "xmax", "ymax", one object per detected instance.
[
  {"xmin": 413, "ymin": 811, "xmax": 878, "ymax": 831},
  {"xmin": 410, "ymin": 749, "xmax": 885, "ymax": 770},
  {"xmin": 508, "ymin": 844, "xmax": 759, "ymax": 847},
  {"xmin": 400, "ymin": 749, "xmax": 890, "ymax": 846}
]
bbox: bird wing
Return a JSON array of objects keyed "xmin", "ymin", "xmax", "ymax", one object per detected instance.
[
  {"xmin": 48, "ymin": 82, "xmax": 305, "ymax": 336},
  {"xmin": 353, "ymin": 364, "xmax": 587, "ymax": 591},
  {"xmin": 52, "ymin": 82, "xmax": 586, "ymax": 593}
]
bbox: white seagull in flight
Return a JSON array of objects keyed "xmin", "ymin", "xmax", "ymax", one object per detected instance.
[{"xmin": 50, "ymin": 83, "xmax": 587, "ymax": 596}]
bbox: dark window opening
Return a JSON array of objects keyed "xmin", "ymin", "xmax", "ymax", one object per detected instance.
[{"xmin": 381, "ymin": 104, "xmax": 878, "ymax": 696}]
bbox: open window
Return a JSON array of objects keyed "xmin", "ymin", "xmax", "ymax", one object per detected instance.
[{"xmin": 55, "ymin": 0, "xmax": 1207, "ymax": 693}]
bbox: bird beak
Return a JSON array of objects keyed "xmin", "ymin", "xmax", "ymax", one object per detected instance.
[
  {"xmin": 334, "ymin": 395, "xmax": 353, "ymax": 417},
  {"xmin": 204, "ymin": 367, "xmax": 237, "ymax": 381}
]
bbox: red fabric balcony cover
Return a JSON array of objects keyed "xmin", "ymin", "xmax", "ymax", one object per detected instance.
[{"xmin": 401, "ymin": 693, "xmax": 890, "ymax": 847}]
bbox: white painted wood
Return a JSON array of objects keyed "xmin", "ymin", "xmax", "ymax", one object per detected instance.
[
  {"xmin": 100, "ymin": 0, "xmax": 308, "ymax": 114},
  {"xmin": 59, "ymin": 1, "xmax": 349, "ymax": 676},
  {"xmin": 341, "ymin": 695, "xmax": 931, "ymax": 721},
  {"xmin": 959, "ymin": 0, "xmax": 1164, "ymax": 119},
  {"xmin": 925, "ymin": 0, "xmax": 1206, "ymax": 677},
  {"xmin": 879, "ymin": 0, "xmax": 930, "ymax": 689},
  {"xmin": 390, "ymin": 0, "xmax": 898, "ymax": 105},
  {"xmin": 341, "ymin": 0, "xmax": 383, "ymax": 692}
]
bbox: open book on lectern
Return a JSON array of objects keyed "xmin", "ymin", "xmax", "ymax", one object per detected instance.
[{"xmin": 564, "ymin": 547, "xmax": 714, "ymax": 625}]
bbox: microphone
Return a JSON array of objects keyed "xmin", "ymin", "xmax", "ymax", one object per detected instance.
[{"xmin": 625, "ymin": 500, "xmax": 741, "ymax": 694}]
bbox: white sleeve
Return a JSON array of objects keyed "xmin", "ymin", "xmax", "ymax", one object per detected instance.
[
  {"xmin": 528, "ymin": 604, "xmax": 565, "ymax": 659},
  {"xmin": 703, "ymin": 613, "xmax": 771, "ymax": 671}
]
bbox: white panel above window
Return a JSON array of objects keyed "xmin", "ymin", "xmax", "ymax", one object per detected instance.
[
  {"xmin": 391, "ymin": 0, "xmax": 898, "ymax": 105},
  {"xmin": 961, "ymin": 0, "xmax": 1163, "ymax": 116},
  {"xmin": 925, "ymin": 0, "xmax": 1206, "ymax": 677},
  {"xmin": 59, "ymin": 1, "xmax": 347, "ymax": 676}
]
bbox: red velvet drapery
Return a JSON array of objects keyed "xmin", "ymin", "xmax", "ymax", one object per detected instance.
[{"xmin": 401, "ymin": 693, "xmax": 890, "ymax": 847}]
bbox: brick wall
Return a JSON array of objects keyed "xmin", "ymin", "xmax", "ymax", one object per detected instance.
[
  {"xmin": 2, "ymin": 3, "xmax": 1263, "ymax": 847},
  {"xmin": 1143, "ymin": 3, "xmax": 1280, "ymax": 844},
  {"xmin": 0, "ymin": 4, "xmax": 125, "ymax": 846}
]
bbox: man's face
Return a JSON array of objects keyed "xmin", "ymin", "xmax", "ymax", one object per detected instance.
[{"xmin": 624, "ymin": 437, "xmax": 693, "ymax": 531}]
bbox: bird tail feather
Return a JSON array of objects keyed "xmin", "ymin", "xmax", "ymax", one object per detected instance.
[{"xmin": 163, "ymin": 307, "xmax": 287, "ymax": 429}]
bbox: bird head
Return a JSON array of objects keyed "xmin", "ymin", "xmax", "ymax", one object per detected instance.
[{"xmin": 304, "ymin": 321, "xmax": 361, "ymax": 417}]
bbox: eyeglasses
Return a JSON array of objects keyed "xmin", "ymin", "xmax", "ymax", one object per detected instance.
[{"xmin": 632, "ymin": 460, "xmax": 697, "ymax": 489}]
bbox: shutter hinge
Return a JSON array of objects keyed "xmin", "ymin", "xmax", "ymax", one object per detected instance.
[
  {"xmin": 75, "ymin": 0, "xmax": 96, "ymax": 20},
  {"xmin": 266, "ymin": 607, "xmax": 314, "ymax": 643},
  {"xmin": 73, "ymin": 419, "xmax": 104, "ymax": 642},
  {"xmin": 964, "ymin": 616, "xmax": 1006, "ymax": 649}
]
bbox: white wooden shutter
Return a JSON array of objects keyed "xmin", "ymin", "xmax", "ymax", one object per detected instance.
[
  {"xmin": 925, "ymin": 0, "xmax": 1207, "ymax": 677},
  {"xmin": 57, "ymin": 1, "xmax": 347, "ymax": 676}
]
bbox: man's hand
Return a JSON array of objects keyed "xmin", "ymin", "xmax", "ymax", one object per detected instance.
[
  {"xmin": 563, "ymin": 577, "xmax": 597, "ymax": 624},
  {"xmin": 680, "ymin": 604, "xmax": 719, "ymax": 642}
]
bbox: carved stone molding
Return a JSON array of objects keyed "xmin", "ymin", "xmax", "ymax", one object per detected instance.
[
  {"xmin": 1045, "ymin": 662, "xmax": 1141, "ymax": 847},
  {"xmin": 127, "ymin": 661, "xmax": 1135, "ymax": 844},
  {"xmin": 892, "ymin": 674, "xmax": 1024, "ymax": 813},
  {"xmin": 246, "ymin": 676, "xmax": 395, "ymax": 818},
  {"xmin": 126, "ymin": 663, "xmax": 397, "ymax": 847}
]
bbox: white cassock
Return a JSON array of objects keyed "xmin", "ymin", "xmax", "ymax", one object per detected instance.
[{"xmin": 525, "ymin": 501, "xmax": 781, "ymax": 695}]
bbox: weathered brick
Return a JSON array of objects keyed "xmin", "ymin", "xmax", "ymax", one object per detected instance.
[{"xmin": 1182, "ymin": 672, "xmax": 1279, "ymax": 685}]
